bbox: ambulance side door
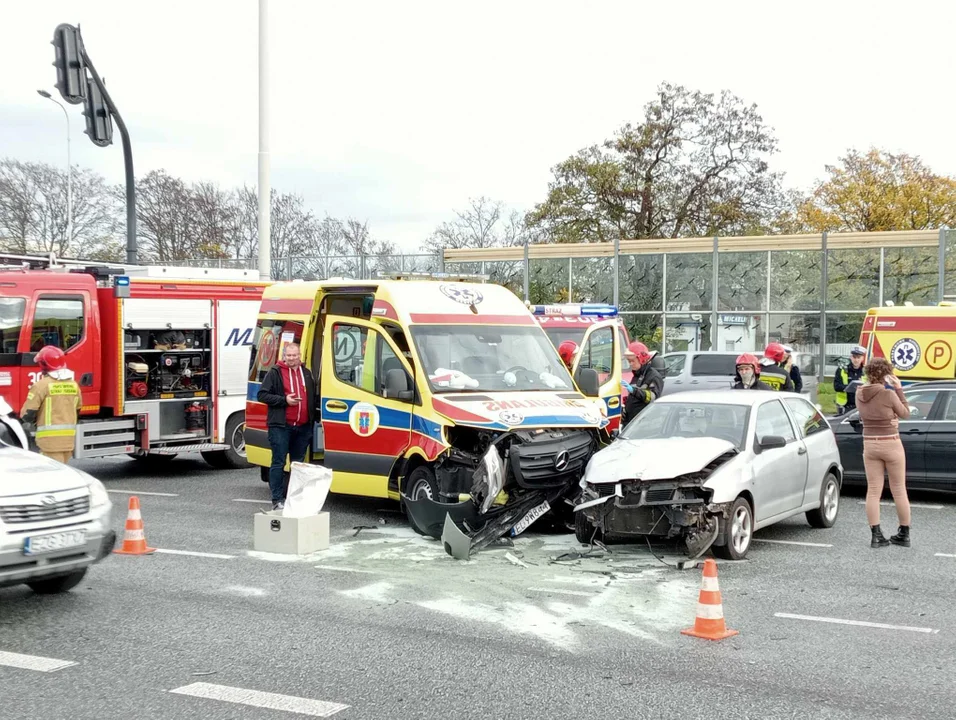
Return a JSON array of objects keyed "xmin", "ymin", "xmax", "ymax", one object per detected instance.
[
  {"xmin": 571, "ymin": 319, "xmax": 621, "ymax": 430},
  {"xmin": 320, "ymin": 316, "xmax": 415, "ymax": 498}
]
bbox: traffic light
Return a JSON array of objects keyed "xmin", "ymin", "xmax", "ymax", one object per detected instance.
[
  {"xmin": 51, "ymin": 23, "xmax": 86, "ymax": 105},
  {"xmin": 83, "ymin": 77, "xmax": 113, "ymax": 147}
]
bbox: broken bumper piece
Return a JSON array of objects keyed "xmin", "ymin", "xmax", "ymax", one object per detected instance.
[{"xmin": 441, "ymin": 489, "xmax": 563, "ymax": 560}]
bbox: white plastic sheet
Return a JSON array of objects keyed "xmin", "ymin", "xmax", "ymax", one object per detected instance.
[{"xmin": 283, "ymin": 462, "xmax": 332, "ymax": 518}]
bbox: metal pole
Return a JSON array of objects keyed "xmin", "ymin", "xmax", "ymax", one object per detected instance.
[
  {"xmin": 878, "ymin": 246, "xmax": 885, "ymax": 306},
  {"xmin": 711, "ymin": 236, "xmax": 719, "ymax": 350},
  {"xmin": 37, "ymin": 92, "xmax": 72, "ymax": 246},
  {"xmin": 568, "ymin": 257, "xmax": 572, "ymax": 302},
  {"xmin": 77, "ymin": 44, "xmax": 137, "ymax": 264},
  {"xmin": 523, "ymin": 239, "xmax": 529, "ymax": 302},
  {"xmin": 819, "ymin": 232, "xmax": 828, "ymax": 384},
  {"xmin": 938, "ymin": 228, "xmax": 946, "ymax": 304},
  {"xmin": 257, "ymin": 0, "xmax": 271, "ymax": 281},
  {"xmin": 613, "ymin": 235, "xmax": 620, "ymax": 307},
  {"xmin": 661, "ymin": 253, "xmax": 667, "ymax": 351},
  {"xmin": 765, "ymin": 250, "xmax": 772, "ymax": 347}
]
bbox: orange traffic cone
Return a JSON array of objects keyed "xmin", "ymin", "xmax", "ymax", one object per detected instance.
[
  {"xmin": 114, "ymin": 496, "xmax": 156, "ymax": 555},
  {"xmin": 681, "ymin": 558, "xmax": 738, "ymax": 641}
]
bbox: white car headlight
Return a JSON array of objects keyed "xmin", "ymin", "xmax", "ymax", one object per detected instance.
[{"xmin": 87, "ymin": 478, "xmax": 111, "ymax": 508}]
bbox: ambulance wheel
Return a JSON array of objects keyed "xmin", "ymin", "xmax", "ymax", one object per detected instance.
[
  {"xmin": 574, "ymin": 510, "xmax": 602, "ymax": 545},
  {"xmin": 202, "ymin": 414, "xmax": 251, "ymax": 470},
  {"xmin": 403, "ymin": 466, "xmax": 439, "ymax": 537}
]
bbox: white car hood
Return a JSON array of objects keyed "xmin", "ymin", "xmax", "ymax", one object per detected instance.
[
  {"xmin": 585, "ymin": 436, "xmax": 738, "ymax": 483},
  {"xmin": 0, "ymin": 447, "xmax": 90, "ymax": 496}
]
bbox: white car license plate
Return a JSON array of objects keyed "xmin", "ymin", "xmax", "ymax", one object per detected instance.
[
  {"xmin": 23, "ymin": 530, "xmax": 87, "ymax": 556},
  {"xmin": 510, "ymin": 501, "xmax": 551, "ymax": 537}
]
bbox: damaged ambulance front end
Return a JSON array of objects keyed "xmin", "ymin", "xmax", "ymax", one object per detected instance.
[{"xmin": 404, "ymin": 393, "xmax": 608, "ymax": 559}]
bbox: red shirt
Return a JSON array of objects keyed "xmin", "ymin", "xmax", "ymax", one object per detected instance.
[{"xmin": 278, "ymin": 362, "xmax": 307, "ymax": 426}]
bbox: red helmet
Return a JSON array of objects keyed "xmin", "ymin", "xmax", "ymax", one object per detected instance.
[
  {"xmin": 736, "ymin": 353, "xmax": 761, "ymax": 375},
  {"xmin": 35, "ymin": 346, "xmax": 67, "ymax": 372},
  {"xmin": 625, "ymin": 341, "xmax": 652, "ymax": 365},
  {"xmin": 558, "ymin": 340, "xmax": 578, "ymax": 366},
  {"xmin": 764, "ymin": 342, "xmax": 786, "ymax": 364}
]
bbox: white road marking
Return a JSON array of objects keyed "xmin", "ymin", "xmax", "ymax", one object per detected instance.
[
  {"xmin": 935, "ymin": 553, "xmax": 956, "ymax": 558},
  {"xmin": 314, "ymin": 565, "xmax": 380, "ymax": 574},
  {"xmin": 856, "ymin": 501, "xmax": 944, "ymax": 510},
  {"xmin": 155, "ymin": 549, "xmax": 235, "ymax": 560},
  {"xmin": 775, "ymin": 613, "xmax": 939, "ymax": 634},
  {"xmin": 0, "ymin": 650, "xmax": 76, "ymax": 673},
  {"xmin": 224, "ymin": 586, "xmax": 267, "ymax": 597},
  {"xmin": 232, "ymin": 498, "xmax": 269, "ymax": 504},
  {"xmin": 527, "ymin": 587, "xmax": 595, "ymax": 597},
  {"xmin": 169, "ymin": 682, "xmax": 349, "ymax": 717},
  {"xmin": 108, "ymin": 490, "xmax": 179, "ymax": 497},
  {"xmin": 753, "ymin": 539, "xmax": 833, "ymax": 548}
]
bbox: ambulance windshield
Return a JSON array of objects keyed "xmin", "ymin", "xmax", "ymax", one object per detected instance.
[{"xmin": 410, "ymin": 325, "xmax": 574, "ymax": 392}]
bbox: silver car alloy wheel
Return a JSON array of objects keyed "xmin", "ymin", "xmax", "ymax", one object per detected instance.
[
  {"xmin": 731, "ymin": 504, "xmax": 752, "ymax": 555},
  {"xmin": 823, "ymin": 478, "xmax": 839, "ymax": 523}
]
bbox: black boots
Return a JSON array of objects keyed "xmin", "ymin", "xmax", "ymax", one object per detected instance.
[
  {"xmin": 890, "ymin": 525, "xmax": 911, "ymax": 547},
  {"xmin": 871, "ymin": 525, "xmax": 890, "ymax": 548}
]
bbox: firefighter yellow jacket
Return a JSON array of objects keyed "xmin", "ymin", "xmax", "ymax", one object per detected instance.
[{"xmin": 21, "ymin": 371, "xmax": 81, "ymax": 452}]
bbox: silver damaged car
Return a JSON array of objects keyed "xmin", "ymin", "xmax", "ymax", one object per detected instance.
[{"xmin": 573, "ymin": 390, "xmax": 843, "ymax": 560}]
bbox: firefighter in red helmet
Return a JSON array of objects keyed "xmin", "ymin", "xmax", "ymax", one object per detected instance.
[
  {"xmin": 621, "ymin": 341, "xmax": 663, "ymax": 427},
  {"xmin": 20, "ymin": 346, "xmax": 81, "ymax": 463},
  {"xmin": 759, "ymin": 342, "xmax": 795, "ymax": 392},
  {"xmin": 558, "ymin": 340, "xmax": 578, "ymax": 371},
  {"xmin": 733, "ymin": 353, "xmax": 773, "ymax": 390}
]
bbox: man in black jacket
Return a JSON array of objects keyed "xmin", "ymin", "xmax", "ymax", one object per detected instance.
[{"xmin": 257, "ymin": 343, "xmax": 316, "ymax": 510}]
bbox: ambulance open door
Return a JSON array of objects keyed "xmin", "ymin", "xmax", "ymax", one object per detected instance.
[{"xmin": 570, "ymin": 319, "xmax": 622, "ymax": 432}]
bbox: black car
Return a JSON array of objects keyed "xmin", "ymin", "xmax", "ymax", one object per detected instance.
[{"xmin": 832, "ymin": 380, "xmax": 956, "ymax": 492}]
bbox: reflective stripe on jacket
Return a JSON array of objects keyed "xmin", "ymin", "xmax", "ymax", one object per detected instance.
[{"xmin": 21, "ymin": 375, "xmax": 81, "ymax": 452}]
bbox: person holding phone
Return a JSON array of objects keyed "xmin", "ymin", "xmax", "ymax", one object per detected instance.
[
  {"xmin": 257, "ymin": 343, "xmax": 316, "ymax": 510},
  {"xmin": 855, "ymin": 357, "xmax": 912, "ymax": 549}
]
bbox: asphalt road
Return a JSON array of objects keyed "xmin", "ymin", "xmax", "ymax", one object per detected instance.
[{"xmin": 1, "ymin": 455, "xmax": 954, "ymax": 719}]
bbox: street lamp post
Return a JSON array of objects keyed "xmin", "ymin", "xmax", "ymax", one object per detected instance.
[{"xmin": 37, "ymin": 89, "xmax": 72, "ymax": 245}]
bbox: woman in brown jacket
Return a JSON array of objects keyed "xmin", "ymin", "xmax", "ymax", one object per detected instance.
[{"xmin": 855, "ymin": 357, "xmax": 912, "ymax": 549}]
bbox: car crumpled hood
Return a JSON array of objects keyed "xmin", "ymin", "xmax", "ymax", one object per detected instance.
[
  {"xmin": 0, "ymin": 447, "xmax": 90, "ymax": 496},
  {"xmin": 584, "ymin": 436, "xmax": 738, "ymax": 484}
]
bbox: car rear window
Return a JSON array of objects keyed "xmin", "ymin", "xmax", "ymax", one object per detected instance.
[{"xmin": 691, "ymin": 354, "xmax": 738, "ymax": 376}]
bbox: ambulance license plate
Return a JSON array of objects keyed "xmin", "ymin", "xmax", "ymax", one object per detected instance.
[
  {"xmin": 510, "ymin": 501, "xmax": 551, "ymax": 537},
  {"xmin": 23, "ymin": 530, "xmax": 87, "ymax": 556}
]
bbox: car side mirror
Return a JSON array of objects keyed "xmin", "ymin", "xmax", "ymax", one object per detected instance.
[
  {"xmin": 575, "ymin": 367, "xmax": 601, "ymax": 397},
  {"xmin": 385, "ymin": 369, "xmax": 414, "ymax": 401},
  {"xmin": 757, "ymin": 434, "xmax": 787, "ymax": 451}
]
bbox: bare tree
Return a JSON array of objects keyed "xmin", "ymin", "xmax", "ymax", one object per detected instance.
[
  {"xmin": 0, "ymin": 159, "xmax": 119, "ymax": 258},
  {"xmin": 423, "ymin": 197, "xmax": 526, "ymax": 255}
]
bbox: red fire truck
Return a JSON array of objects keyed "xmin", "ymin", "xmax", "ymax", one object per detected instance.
[{"xmin": 0, "ymin": 254, "xmax": 269, "ymax": 467}]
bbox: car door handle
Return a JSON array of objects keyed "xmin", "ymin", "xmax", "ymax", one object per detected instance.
[
  {"xmin": 903, "ymin": 428, "xmax": 922, "ymax": 434},
  {"xmin": 797, "ymin": 447, "xmax": 807, "ymax": 455}
]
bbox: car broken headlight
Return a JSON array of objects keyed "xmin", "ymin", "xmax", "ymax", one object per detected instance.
[
  {"xmin": 74, "ymin": 470, "xmax": 111, "ymax": 509},
  {"xmin": 476, "ymin": 445, "xmax": 506, "ymax": 514}
]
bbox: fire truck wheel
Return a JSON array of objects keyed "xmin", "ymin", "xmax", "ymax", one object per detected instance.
[{"xmin": 201, "ymin": 414, "xmax": 251, "ymax": 470}]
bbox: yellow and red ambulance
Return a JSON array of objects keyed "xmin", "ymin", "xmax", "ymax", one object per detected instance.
[
  {"xmin": 244, "ymin": 274, "xmax": 613, "ymax": 539},
  {"xmin": 529, "ymin": 303, "xmax": 630, "ymax": 433},
  {"xmin": 859, "ymin": 302, "xmax": 956, "ymax": 384}
]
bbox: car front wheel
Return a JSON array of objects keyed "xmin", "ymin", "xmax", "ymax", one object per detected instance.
[{"xmin": 713, "ymin": 496, "xmax": 753, "ymax": 561}]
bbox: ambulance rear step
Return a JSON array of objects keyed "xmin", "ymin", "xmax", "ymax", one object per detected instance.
[{"xmin": 74, "ymin": 418, "xmax": 139, "ymax": 458}]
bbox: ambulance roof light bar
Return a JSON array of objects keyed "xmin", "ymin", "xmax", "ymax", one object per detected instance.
[
  {"xmin": 528, "ymin": 303, "xmax": 619, "ymax": 317},
  {"xmin": 376, "ymin": 271, "xmax": 490, "ymax": 283}
]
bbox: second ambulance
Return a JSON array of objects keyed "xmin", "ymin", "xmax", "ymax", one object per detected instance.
[
  {"xmin": 244, "ymin": 274, "xmax": 613, "ymax": 539},
  {"xmin": 860, "ymin": 302, "xmax": 956, "ymax": 383}
]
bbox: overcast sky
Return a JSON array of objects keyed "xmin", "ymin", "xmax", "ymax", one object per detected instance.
[{"xmin": 1, "ymin": 1, "xmax": 953, "ymax": 252}]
